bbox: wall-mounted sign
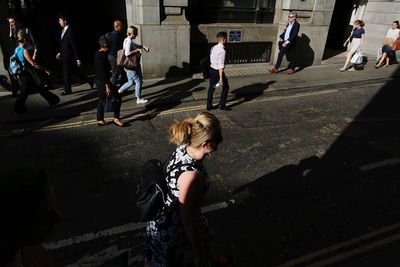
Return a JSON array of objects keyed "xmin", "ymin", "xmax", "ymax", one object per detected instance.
[{"xmin": 228, "ymin": 29, "xmax": 242, "ymax": 42}]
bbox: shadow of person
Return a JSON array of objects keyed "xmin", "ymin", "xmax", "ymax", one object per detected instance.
[
  {"xmin": 291, "ymin": 33, "xmax": 314, "ymax": 72},
  {"xmin": 227, "ymin": 81, "xmax": 276, "ymax": 109}
]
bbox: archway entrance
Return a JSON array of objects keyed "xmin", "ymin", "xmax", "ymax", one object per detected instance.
[{"xmin": 323, "ymin": 0, "xmax": 354, "ymax": 60}]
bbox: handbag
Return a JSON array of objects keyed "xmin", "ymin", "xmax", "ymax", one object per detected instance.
[
  {"xmin": 103, "ymin": 97, "xmax": 113, "ymax": 112},
  {"xmin": 350, "ymin": 51, "xmax": 363, "ymax": 65},
  {"xmin": 116, "ymin": 49, "xmax": 140, "ymax": 68},
  {"xmin": 392, "ymin": 39, "xmax": 400, "ymax": 51}
]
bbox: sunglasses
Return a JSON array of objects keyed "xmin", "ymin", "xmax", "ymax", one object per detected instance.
[{"xmin": 288, "ymin": 16, "xmax": 295, "ymax": 18}]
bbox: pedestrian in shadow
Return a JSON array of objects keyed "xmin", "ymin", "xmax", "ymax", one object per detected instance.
[
  {"xmin": 108, "ymin": 20, "xmax": 125, "ymax": 86},
  {"xmin": 56, "ymin": 14, "xmax": 93, "ymax": 95},
  {"xmin": 0, "ymin": 168, "xmax": 60, "ymax": 267},
  {"xmin": 95, "ymin": 35, "xmax": 124, "ymax": 127},
  {"xmin": 13, "ymin": 32, "xmax": 60, "ymax": 114},
  {"xmin": 144, "ymin": 112, "xmax": 232, "ymax": 267}
]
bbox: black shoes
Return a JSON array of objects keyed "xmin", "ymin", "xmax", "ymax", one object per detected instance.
[{"xmin": 88, "ymin": 80, "xmax": 94, "ymax": 89}]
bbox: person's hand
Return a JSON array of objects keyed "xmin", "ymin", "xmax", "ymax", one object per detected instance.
[
  {"xmin": 76, "ymin": 60, "xmax": 81, "ymax": 67},
  {"xmin": 357, "ymin": 47, "xmax": 362, "ymax": 52},
  {"xmin": 105, "ymin": 86, "xmax": 111, "ymax": 96},
  {"xmin": 143, "ymin": 46, "xmax": 150, "ymax": 52},
  {"xmin": 219, "ymin": 79, "xmax": 223, "ymax": 86},
  {"xmin": 44, "ymin": 69, "xmax": 52, "ymax": 76},
  {"xmin": 56, "ymin": 53, "xmax": 61, "ymax": 60},
  {"xmin": 32, "ymin": 54, "xmax": 37, "ymax": 61},
  {"xmin": 282, "ymin": 43, "xmax": 287, "ymax": 48}
]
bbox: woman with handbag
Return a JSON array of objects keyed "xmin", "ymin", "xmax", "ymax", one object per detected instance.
[
  {"xmin": 95, "ymin": 35, "xmax": 124, "ymax": 127},
  {"xmin": 117, "ymin": 26, "xmax": 149, "ymax": 104},
  {"xmin": 13, "ymin": 32, "xmax": 59, "ymax": 114},
  {"xmin": 340, "ymin": 20, "xmax": 365, "ymax": 72},
  {"xmin": 375, "ymin": 21, "xmax": 400, "ymax": 68}
]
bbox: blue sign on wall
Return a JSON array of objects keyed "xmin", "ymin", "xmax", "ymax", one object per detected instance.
[{"xmin": 228, "ymin": 29, "xmax": 242, "ymax": 42}]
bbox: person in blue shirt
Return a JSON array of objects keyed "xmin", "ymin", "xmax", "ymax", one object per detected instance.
[{"xmin": 340, "ymin": 20, "xmax": 365, "ymax": 71}]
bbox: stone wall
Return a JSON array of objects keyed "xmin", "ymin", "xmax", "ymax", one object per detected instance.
[
  {"xmin": 125, "ymin": 0, "xmax": 190, "ymax": 79},
  {"xmin": 350, "ymin": 0, "xmax": 400, "ymax": 55},
  {"xmin": 273, "ymin": 0, "xmax": 335, "ymax": 66}
]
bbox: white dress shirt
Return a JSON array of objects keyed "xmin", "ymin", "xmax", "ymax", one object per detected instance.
[
  {"xmin": 61, "ymin": 25, "xmax": 69, "ymax": 40},
  {"xmin": 210, "ymin": 43, "xmax": 226, "ymax": 70},
  {"xmin": 284, "ymin": 22, "xmax": 294, "ymax": 44}
]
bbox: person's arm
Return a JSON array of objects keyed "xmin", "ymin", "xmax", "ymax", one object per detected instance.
[
  {"xmin": 218, "ymin": 49, "xmax": 225, "ymax": 86},
  {"xmin": 23, "ymin": 49, "xmax": 49, "ymax": 74},
  {"xmin": 27, "ymin": 28, "xmax": 39, "ymax": 60},
  {"xmin": 178, "ymin": 171, "xmax": 208, "ymax": 267},
  {"xmin": 344, "ymin": 29, "xmax": 354, "ymax": 47},
  {"xmin": 68, "ymin": 30, "xmax": 81, "ymax": 66},
  {"xmin": 359, "ymin": 32, "xmax": 365, "ymax": 51}
]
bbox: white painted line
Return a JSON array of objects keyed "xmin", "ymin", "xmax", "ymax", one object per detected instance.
[
  {"xmin": 307, "ymin": 232, "xmax": 400, "ymax": 267},
  {"xmin": 273, "ymin": 223, "xmax": 400, "ymax": 267},
  {"xmin": 44, "ymin": 199, "xmax": 235, "ymax": 251},
  {"xmin": 359, "ymin": 158, "xmax": 400, "ymax": 171}
]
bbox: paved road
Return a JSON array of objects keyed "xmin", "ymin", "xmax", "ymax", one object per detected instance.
[{"xmin": 2, "ymin": 79, "xmax": 400, "ymax": 266}]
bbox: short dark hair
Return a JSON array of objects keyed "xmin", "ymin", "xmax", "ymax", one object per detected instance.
[
  {"xmin": 58, "ymin": 14, "xmax": 69, "ymax": 23},
  {"xmin": 216, "ymin": 31, "xmax": 227, "ymax": 39}
]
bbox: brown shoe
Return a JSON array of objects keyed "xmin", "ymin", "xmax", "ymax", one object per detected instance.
[
  {"xmin": 287, "ymin": 69, "xmax": 295, "ymax": 75},
  {"xmin": 268, "ymin": 67, "xmax": 278, "ymax": 73},
  {"xmin": 113, "ymin": 119, "xmax": 124, "ymax": 127}
]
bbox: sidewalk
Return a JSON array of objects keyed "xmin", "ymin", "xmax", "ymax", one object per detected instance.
[{"xmin": 1, "ymin": 52, "xmax": 399, "ymax": 125}]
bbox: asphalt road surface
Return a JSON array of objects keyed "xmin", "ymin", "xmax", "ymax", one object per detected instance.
[{"xmin": 2, "ymin": 79, "xmax": 400, "ymax": 266}]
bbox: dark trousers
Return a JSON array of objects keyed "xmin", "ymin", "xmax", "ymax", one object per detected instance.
[
  {"xmin": 14, "ymin": 71, "xmax": 59, "ymax": 113},
  {"xmin": 275, "ymin": 44, "xmax": 296, "ymax": 70},
  {"xmin": 207, "ymin": 68, "xmax": 229, "ymax": 109},
  {"xmin": 62, "ymin": 60, "xmax": 90, "ymax": 93},
  {"xmin": 96, "ymin": 81, "xmax": 121, "ymax": 121},
  {"xmin": 108, "ymin": 54, "xmax": 124, "ymax": 86}
]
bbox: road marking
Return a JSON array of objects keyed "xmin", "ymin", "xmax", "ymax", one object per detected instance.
[
  {"xmin": 307, "ymin": 232, "xmax": 400, "ymax": 267},
  {"xmin": 273, "ymin": 223, "xmax": 400, "ymax": 267},
  {"xmin": 359, "ymin": 158, "xmax": 400, "ymax": 171},
  {"xmin": 43, "ymin": 199, "xmax": 235, "ymax": 250},
  {"xmin": 32, "ymin": 89, "xmax": 339, "ymax": 132}
]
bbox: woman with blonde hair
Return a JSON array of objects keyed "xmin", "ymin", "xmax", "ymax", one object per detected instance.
[
  {"xmin": 144, "ymin": 111, "xmax": 225, "ymax": 267},
  {"xmin": 375, "ymin": 20, "xmax": 400, "ymax": 68},
  {"xmin": 340, "ymin": 20, "xmax": 365, "ymax": 72}
]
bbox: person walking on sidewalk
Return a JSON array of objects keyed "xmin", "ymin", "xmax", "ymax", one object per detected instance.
[
  {"xmin": 144, "ymin": 111, "xmax": 225, "ymax": 267},
  {"xmin": 207, "ymin": 31, "xmax": 230, "ymax": 111},
  {"xmin": 108, "ymin": 20, "xmax": 125, "ymax": 86},
  {"xmin": 56, "ymin": 14, "xmax": 93, "ymax": 95},
  {"xmin": 117, "ymin": 26, "xmax": 148, "ymax": 104},
  {"xmin": 13, "ymin": 32, "xmax": 60, "ymax": 114},
  {"xmin": 95, "ymin": 35, "xmax": 124, "ymax": 127},
  {"xmin": 340, "ymin": 20, "xmax": 365, "ymax": 72},
  {"xmin": 268, "ymin": 11, "xmax": 300, "ymax": 75}
]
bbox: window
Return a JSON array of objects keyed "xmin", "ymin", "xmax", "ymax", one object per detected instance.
[{"xmin": 187, "ymin": 0, "xmax": 276, "ymax": 24}]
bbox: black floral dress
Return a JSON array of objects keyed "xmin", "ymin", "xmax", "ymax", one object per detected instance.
[{"xmin": 144, "ymin": 145, "xmax": 214, "ymax": 266}]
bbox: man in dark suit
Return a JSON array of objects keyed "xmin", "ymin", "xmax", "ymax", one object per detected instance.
[
  {"xmin": 268, "ymin": 11, "xmax": 300, "ymax": 75},
  {"xmin": 56, "ymin": 15, "xmax": 92, "ymax": 95}
]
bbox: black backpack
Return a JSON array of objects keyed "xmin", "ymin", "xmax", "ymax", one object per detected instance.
[{"xmin": 136, "ymin": 159, "xmax": 168, "ymax": 222}]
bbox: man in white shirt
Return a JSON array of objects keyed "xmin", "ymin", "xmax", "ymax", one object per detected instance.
[
  {"xmin": 268, "ymin": 11, "xmax": 300, "ymax": 75},
  {"xmin": 207, "ymin": 31, "xmax": 230, "ymax": 110}
]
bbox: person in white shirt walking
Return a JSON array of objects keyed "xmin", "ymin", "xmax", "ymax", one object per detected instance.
[
  {"xmin": 118, "ymin": 26, "xmax": 149, "ymax": 104},
  {"xmin": 207, "ymin": 31, "xmax": 230, "ymax": 111}
]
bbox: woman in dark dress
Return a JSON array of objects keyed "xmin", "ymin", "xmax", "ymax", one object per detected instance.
[{"xmin": 95, "ymin": 35, "xmax": 124, "ymax": 127}]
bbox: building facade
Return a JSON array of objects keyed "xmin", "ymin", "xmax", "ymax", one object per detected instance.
[{"xmin": 1, "ymin": 0, "xmax": 400, "ymax": 78}]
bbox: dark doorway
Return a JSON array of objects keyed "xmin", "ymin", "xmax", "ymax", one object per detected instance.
[{"xmin": 323, "ymin": 0, "xmax": 354, "ymax": 60}]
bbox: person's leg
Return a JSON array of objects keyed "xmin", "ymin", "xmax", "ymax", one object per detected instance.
[
  {"xmin": 62, "ymin": 61, "xmax": 72, "ymax": 93},
  {"xmin": 376, "ymin": 52, "xmax": 387, "ymax": 67},
  {"xmin": 36, "ymin": 84, "xmax": 60, "ymax": 106},
  {"xmin": 219, "ymin": 74, "xmax": 230, "ymax": 109},
  {"xmin": 287, "ymin": 45, "xmax": 296, "ymax": 70},
  {"xmin": 14, "ymin": 74, "xmax": 30, "ymax": 113},
  {"xmin": 207, "ymin": 69, "xmax": 219, "ymax": 110},
  {"xmin": 131, "ymin": 69, "xmax": 143, "ymax": 98},
  {"xmin": 111, "ymin": 86, "xmax": 123, "ymax": 125},
  {"xmin": 275, "ymin": 45, "xmax": 289, "ymax": 69},
  {"xmin": 118, "ymin": 69, "xmax": 134, "ymax": 93},
  {"xmin": 108, "ymin": 55, "xmax": 119, "ymax": 86},
  {"xmin": 96, "ymin": 82, "xmax": 106, "ymax": 123}
]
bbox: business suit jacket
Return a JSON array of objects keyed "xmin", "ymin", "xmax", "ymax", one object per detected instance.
[
  {"xmin": 60, "ymin": 27, "xmax": 80, "ymax": 63},
  {"xmin": 279, "ymin": 20, "xmax": 300, "ymax": 46}
]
